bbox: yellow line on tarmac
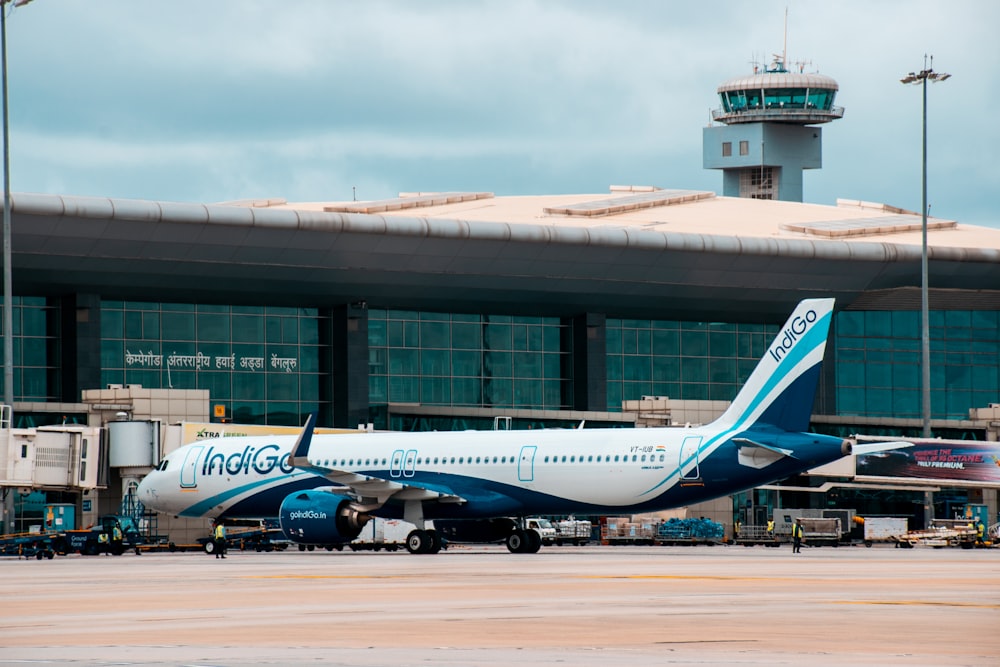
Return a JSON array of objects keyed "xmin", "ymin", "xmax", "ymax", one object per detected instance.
[
  {"xmin": 581, "ymin": 575, "xmax": 776, "ymax": 581},
  {"xmin": 245, "ymin": 574, "xmax": 409, "ymax": 580},
  {"xmin": 833, "ymin": 600, "xmax": 1000, "ymax": 609}
]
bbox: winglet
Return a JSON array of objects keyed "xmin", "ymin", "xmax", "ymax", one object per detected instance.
[{"xmin": 289, "ymin": 412, "xmax": 318, "ymax": 467}]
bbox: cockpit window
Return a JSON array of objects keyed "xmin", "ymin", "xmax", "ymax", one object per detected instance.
[{"xmin": 155, "ymin": 459, "xmax": 169, "ymax": 471}]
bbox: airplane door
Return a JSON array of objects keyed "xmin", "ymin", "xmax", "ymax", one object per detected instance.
[
  {"xmin": 518, "ymin": 445, "xmax": 537, "ymax": 482},
  {"xmin": 403, "ymin": 449, "xmax": 417, "ymax": 478},
  {"xmin": 680, "ymin": 436, "xmax": 702, "ymax": 480},
  {"xmin": 180, "ymin": 445, "xmax": 204, "ymax": 489},
  {"xmin": 390, "ymin": 449, "xmax": 405, "ymax": 478}
]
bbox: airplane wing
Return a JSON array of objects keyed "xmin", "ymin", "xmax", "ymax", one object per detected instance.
[{"xmin": 288, "ymin": 414, "xmax": 467, "ymax": 508}]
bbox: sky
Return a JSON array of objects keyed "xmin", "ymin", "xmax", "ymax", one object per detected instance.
[{"xmin": 6, "ymin": 1, "xmax": 1000, "ymax": 227}]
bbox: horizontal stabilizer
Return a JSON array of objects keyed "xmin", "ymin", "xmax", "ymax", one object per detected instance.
[
  {"xmin": 851, "ymin": 441, "xmax": 914, "ymax": 456},
  {"xmin": 733, "ymin": 437, "xmax": 796, "ymax": 458},
  {"xmin": 733, "ymin": 437, "xmax": 796, "ymax": 469}
]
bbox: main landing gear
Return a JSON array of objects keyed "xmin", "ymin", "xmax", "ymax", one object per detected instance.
[
  {"xmin": 405, "ymin": 529, "xmax": 443, "ymax": 554},
  {"xmin": 505, "ymin": 528, "xmax": 542, "ymax": 554}
]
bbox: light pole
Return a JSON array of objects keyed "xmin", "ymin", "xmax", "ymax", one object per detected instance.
[
  {"xmin": 1, "ymin": 0, "xmax": 32, "ymax": 408},
  {"xmin": 900, "ymin": 56, "xmax": 950, "ymax": 438}
]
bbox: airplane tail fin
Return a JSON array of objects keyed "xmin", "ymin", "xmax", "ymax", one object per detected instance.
[{"xmin": 715, "ymin": 298, "xmax": 835, "ymax": 433}]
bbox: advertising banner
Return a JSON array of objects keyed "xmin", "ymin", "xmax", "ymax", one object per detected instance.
[
  {"xmin": 857, "ymin": 440, "xmax": 1000, "ymax": 485},
  {"xmin": 180, "ymin": 422, "xmax": 360, "ymax": 446}
]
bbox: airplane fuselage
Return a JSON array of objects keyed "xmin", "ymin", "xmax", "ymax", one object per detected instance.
[{"xmin": 139, "ymin": 422, "xmax": 846, "ymax": 521}]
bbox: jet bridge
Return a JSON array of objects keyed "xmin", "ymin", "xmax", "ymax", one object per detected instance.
[{"xmin": 0, "ymin": 406, "xmax": 106, "ymax": 492}]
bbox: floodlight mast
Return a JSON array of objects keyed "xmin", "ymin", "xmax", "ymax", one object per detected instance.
[
  {"xmin": 1, "ymin": 0, "xmax": 33, "ymax": 407},
  {"xmin": 900, "ymin": 55, "xmax": 950, "ymax": 439}
]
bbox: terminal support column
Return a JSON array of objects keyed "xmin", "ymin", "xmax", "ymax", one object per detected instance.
[
  {"xmin": 564, "ymin": 313, "xmax": 606, "ymax": 412},
  {"xmin": 58, "ymin": 293, "xmax": 102, "ymax": 403},
  {"xmin": 323, "ymin": 303, "xmax": 370, "ymax": 429}
]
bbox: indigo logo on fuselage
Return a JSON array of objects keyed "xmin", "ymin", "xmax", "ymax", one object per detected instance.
[
  {"xmin": 288, "ymin": 509, "xmax": 327, "ymax": 520},
  {"xmin": 200, "ymin": 443, "xmax": 294, "ymax": 476},
  {"xmin": 768, "ymin": 309, "xmax": 818, "ymax": 363}
]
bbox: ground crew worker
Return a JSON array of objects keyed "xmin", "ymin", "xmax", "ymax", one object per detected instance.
[
  {"xmin": 111, "ymin": 523, "xmax": 123, "ymax": 555},
  {"xmin": 97, "ymin": 529, "xmax": 110, "ymax": 555},
  {"xmin": 791, "ymin": 519, "xmax": 803, "ymax": 554},
  {"xmin": 766, "ymin": 518, "xmax": 775, "ymax": 537},
  {"xmin": 213, "ymin": 521, "xmax": 227, "ymax": 559},
  {"xmin": 977, "ymin": 520, "xmax": 986, "ymax": 545}
]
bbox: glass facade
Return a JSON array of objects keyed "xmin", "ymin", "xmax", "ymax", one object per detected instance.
[
  {"xmin": 0, "ymin": 297, "xmax": 58, "ymax": 402},
  {"xmin": 835, "ymin": 310, "xmax": 1000, "ymax": 420},
  {"xmin": 100, "ymin": 301, "xmax": 324, "ymax": 425},
  {"xmin": 367, "ymin": 310, "xmax": 568, "ymax": 410},
  {"xmin": 3, "ymin": 296, "xmax": 998, "ymax": 425},
  {"xmin": 606, "ymin": 317, "xmax": 777, "ymax": 411}
]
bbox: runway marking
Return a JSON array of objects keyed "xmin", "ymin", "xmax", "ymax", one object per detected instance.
[
  {"xmin": 833, "ymin": 600, "xmax": 1000, "ymax": 609},
  {"xmin": 581, "ymin": 575, "xmax": 775, "ymax": 581},
  {"xmin": 245, "ymin": 574, "xmax": 410, "ymax": 580}
]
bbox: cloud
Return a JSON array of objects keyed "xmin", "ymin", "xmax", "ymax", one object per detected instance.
[{"xmin": 4, "ymin": 0, "xmax": 998, "ymax": 225}]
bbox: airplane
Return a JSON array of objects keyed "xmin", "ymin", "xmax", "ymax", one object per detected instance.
[{"xmin": 136, "ymin": 298, "xmax": 910, "ymax": 554}]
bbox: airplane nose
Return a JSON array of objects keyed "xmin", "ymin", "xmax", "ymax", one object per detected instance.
[{"xmin": 136, "ymin": 472, "xmax": 156, "ymax": 500}]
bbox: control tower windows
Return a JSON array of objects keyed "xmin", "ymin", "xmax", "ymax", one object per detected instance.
[{"xmin": 739, "ymin": 168, "xmax": 777, "ymax": 200}]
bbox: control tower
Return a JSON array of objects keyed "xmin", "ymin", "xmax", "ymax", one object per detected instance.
[{"xmin": 703, "ymin": 56, "xmax": 843, "ymax": 201}]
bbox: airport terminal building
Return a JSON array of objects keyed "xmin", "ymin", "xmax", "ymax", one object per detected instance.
[{"xmin": 2, "ymin": 60, "xmax": 999, "ymax": 536}]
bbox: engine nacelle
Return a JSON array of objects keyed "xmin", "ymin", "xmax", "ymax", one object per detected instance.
[{"xmin": 279, "ymin": 490, "xmax": 369, "ymax": 544}]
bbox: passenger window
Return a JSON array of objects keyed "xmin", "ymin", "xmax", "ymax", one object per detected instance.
[
  {"xmin": 561, "ymin": 455, "xmax": 567, "ymax": 463},
  {"xmin": 632, "ymin": 455, "xmax": 638, "ymax": 462},
  {"xmin": 588, "ymin": 455, "xmax": 593, "ymax": 462},
  {"xmin": 459, "ymin": 457, "xmax": 465, "ymax": 464},
  {"xmin": 614, "ymin": 455, "xmax": 620, "ymax": 462},
  {"xmin": 641, "ymin": 455, "xmax": 647, "ymax": 462},
  {"xmin": 476, "ymin": 457, "xmax": 481, "ymax": 464}
]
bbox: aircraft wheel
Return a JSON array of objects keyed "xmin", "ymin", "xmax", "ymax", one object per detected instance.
[
  {"xmin": 507, "ymin": 529, "xmax": 540, "ymax": 553},
  {"xmin": 406, "ymin": 529, "xmax": 431, "ymax": 554},
  {"xmin": 427, "ymin": 530, "xmax": 443, "ymax": 554},
  {"xmin": 524, "ymin": 529, "xmax": 542, "ymax": 553}
]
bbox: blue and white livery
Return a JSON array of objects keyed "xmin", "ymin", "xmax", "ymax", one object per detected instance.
[{"xmin": 136, "ymin": 298, "xmax": 908, "ymax": 554}]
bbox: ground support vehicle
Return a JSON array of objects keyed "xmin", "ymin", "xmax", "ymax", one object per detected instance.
[
  {"xmin": 349, "ymin": 518, "xmax": 414, "ymax": 552},
  {"xmin": 601, "ymin": 517, "xmax": 656, "ymax": 545},
  {"xmin": 895, "ymin": 519, "xmax": 978, "ymax": 549},
  {"xmin": 525, "ymin": 518, "xmax": 558, "ymax": 546},
  {"xmin": 199, "ymin": 521, "xmax": 290, "ymax": 555},
  {"xmin": 859, "ymin": 517, "xmax": 909, "ymax": 548},
  {"xmin": 655, "ymin": 518, "xmax": 724, "ymax": 545},
  {"xmin": 53, "ymin": 515, "xmax": 143, "ymax": 556},
  {"xmin": 0, "ymin": 531, "xmax": 56, "ymax": 559},
  {"xmin": 796, "ymin": 518, "xmax": 842, "ymax": 547},
  {"xmin": 734, "ymin": 524, "xmax": 780, "ymax": 547},
  {"xmin": 554, "ymin": 519, "xmax": 591, "ymax": 546}
]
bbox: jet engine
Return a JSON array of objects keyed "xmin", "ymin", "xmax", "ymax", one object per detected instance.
[{"xmin": 279, "ymin": 490, "xmax": 369, "ymax": 545}]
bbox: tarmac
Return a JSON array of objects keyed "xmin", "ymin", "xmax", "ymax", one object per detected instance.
[{"xmin": 2, "ymin": 543, "xmax": 998, "ymax": 666}]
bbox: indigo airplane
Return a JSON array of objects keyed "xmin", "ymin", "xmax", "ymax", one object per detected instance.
[{"xmin": 136, "ymin": 298, "xmax": 908, "ymax": 554}]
